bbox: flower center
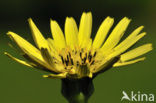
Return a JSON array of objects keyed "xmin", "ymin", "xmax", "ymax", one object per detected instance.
[{"xmin": 58, "ymin": 48, "xmax": 98, "ymax": 78}]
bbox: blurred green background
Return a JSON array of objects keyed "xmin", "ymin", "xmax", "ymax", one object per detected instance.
[{"xmin": 0, "ymin": 0, "xmax": 156, "ymax": 103}]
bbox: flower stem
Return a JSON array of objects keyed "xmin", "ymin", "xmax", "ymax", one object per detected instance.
[{"xmin": 61, "ymin": 77, "xmax": 94, "ymax": 103}]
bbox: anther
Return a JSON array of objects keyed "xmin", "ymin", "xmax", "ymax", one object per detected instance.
[
  {"xmin": 83, "ymin": 57, "xmax": 87, "ymax": 64},
  {"xmin": 88, "ymin": 55, "xmax": 92, "ymax": 62},
  {"xmin": 80, "ymin": 52, "xmax": 82, "ymax": 59},
  {"xmin": 67, "ymin": 55, "xmax": 69, "ymax": 61},
  {"xmin": 88, "ymin": 52, "xmax": 92, "ymax": 62},
  {"xmin": 81, "ymin": 48, "xmax": 84, "ymax": 52},
  {"xmin": 90, "ymin": 60, "xmax": 95, "ymax": 65},
  {"xmin": 60, "ymin": 55, "xmax": 64, "ymax": 64},
  {"xmin": 75, "ymin": 51, "xmax": 77, "ymax": 54},
  {"xmin": 85, "ymin": 53, "xmax": 87, "ymax": 58},
  {"xmin": 52, "ymin": 57, "xmax": 56, "ymax": 60},
  {"xmin": 76, "ymin": 61, "xmax": 79, "ymax": 66},
  {"xmin": 65, "ymin": 59, "xmax": 69, "ymax": 66},
  {"xmin": 68, "ymin": 52, "xmax": 71, "ymax": 58},
  {"xmin": 93, "ymin": 52, "xmax": 97, "ymax": 57},
  {"xmin": 71, "ymin": 58, "xmax": 74, "ymax": 65}
]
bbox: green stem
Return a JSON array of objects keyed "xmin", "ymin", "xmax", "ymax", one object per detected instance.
[
  {"xmin": 68, "ymin": 93, "xmax": 87, "ymax": 103},
  {"xmin": 61, "ymin": 78, "xmax": 94, "ymax": 103}
]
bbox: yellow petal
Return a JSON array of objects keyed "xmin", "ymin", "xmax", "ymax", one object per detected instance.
[
  {"xmin": 101, "ymin": 17, "xmax": 131, "ymax": 52},
  {"xmin": 7, "ymin": 31, "xmax": 44, "ymax": 61},
  {"xmin": 113, "ymin": 57, "xmax": 145, "ymax": 67},
  {"xmin": 65, "ymin": 17, "xmax": 78, "ymax": 49},
  {"xmin": 81, "ymin": 38, "xmax": 92, "ymax": 49},
  {"xmin": 78, "ymin": 12, "xmax": 92, "ymax": 47},
  {"xmin": 40, "ymin": 48, "xmax": 54, "ymax": 66},
  {"xmin": 107, "ymin": 32, "xmax": 146, "ymax": 58},
  {"xmin": 4, "ymin": 52, "xmax": 33, "ymax": 67},
  {"xmin": 40, "ymin": 48, "xmax": 64, "ymax": 71},
  {"xmin": 47, "ymin": 38, "xmax": 56, "ymax": 52},
  {"xmin": 47, "ymin": 38, "xmax": 59, "ymax": 52},
  {"xmin": 93, "ymin": 17, "xmax": 114, "ymax": 49},
  {"xmin": 28, "ymin": 18, "xmax": 48, "ymax": 49},
  {"xmin": 46, "ymin": 38, "xmax": 62, "ymax": 61},
  {"xmin": 92, "ymin": 56, "xmax": 119, "ymax": 73},
  {"xmin": 6, "ymin": 31, "xmax": 57, "ymax": 72},
  {"xmin": 120, "ymin": 44, "xmax": 153, "ymax": 62},
  {"xmin": 114, "ymin": 26, "xmax": 144, "ymax": 50},
  {"xmin": 86, "ymin": 39, "xmax": 92, "ymax": 50},
  {"xmin": 50, "ymin": 19, "xmax": 66, "ymax": 50},
  {"xmin": 5, "ymin": 52, "xmax": 56, "ymax": 73},
  {"xmin": 43, "ymin": 72, "xmax": 67, "ymax": 78}
]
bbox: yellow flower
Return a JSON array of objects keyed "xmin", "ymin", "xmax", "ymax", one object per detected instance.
[{"xmin": 5, "ymin": 12, "xmax": 153, "ymax": 79}]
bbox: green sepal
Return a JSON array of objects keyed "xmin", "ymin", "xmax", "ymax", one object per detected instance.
[{"xmin": 61, "ymin": 77, "xmax": 94, "ymax": 103}]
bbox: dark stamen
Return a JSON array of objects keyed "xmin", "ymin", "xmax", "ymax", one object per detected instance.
[
  {"xmin": 71, "ymin": 58, "xmax": 74, "ymax": 65},
  {"xmin": 75, "ymin": 51, "xmax": 77, "ymax": 54},
  {"xmin": 68, "ymin": 52, "xmax": 71, "ymax": 58},
  {"xmin": 52, "ymin": 57, "xmax": 56, "ymax": 60},
  {"xmin": 83, "ymin": 57, "xmax": 87, "ymax": 63},
  {"xmin": 93, "ymin": 52, "xmax": 97, "ymax": 57},
  {"xmin": 59, "ymin": 55, "xmax": 64, "ymax": 64},
  {"xmin": 65, "ymin": 59, "xmax": 69, "ymax": 66},
  {"xmin": 90, "ymin": 60, "xmax": 95, "ymax": 65},
  {"xmin": 80, "ymin": 52, "xmax": 82, "ymax": 59},
  {"xmin": 85, "ymin": 53, "xmax": 87, "ymax": 58},
  {"xmin": 88, "ymin": 55, "xmax": 92, "ymax": 62},
  {"xmin": 88, "ymin": 51, "xmax": 92, "ymax": 62},
  {"xmin": 81, "ymin": 48, "xmax": 84, "ymax": 52},
  {"xmin": 77, "ymin": 61, "xmax": 79, "ymax": 66},
  {"xmin": 67, "ymin": 55, "xmax": 69, "ymax": 61},
  {"xmin": 89, "ymin": 51, "xmax": 91, "ymax": 56}
]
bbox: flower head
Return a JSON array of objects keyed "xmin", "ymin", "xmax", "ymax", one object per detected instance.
[{"xmin": 5, "ymin": 12, "xmax": 153, "ymax": 79}]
